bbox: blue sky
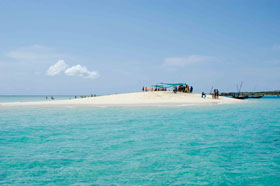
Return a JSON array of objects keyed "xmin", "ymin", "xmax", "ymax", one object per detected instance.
[{"xmin": 0, "ymin": 0, "xmax": 280, "ymax": 95}]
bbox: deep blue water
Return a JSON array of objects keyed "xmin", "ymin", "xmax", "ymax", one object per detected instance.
[{"xmin": 0, "ymin": 98, "xmax": 279, "ymax": 185}]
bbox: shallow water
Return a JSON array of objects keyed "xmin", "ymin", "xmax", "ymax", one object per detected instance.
[
  {"xmin": 0, "ymin": 95, "xmax": 80, "ymax": 103},
  {"xmin": 0, "ymin": 98, "xmax": 279, "ymax": 185}
]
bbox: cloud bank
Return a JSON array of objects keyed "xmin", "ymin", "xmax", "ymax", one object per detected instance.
[
  {"xmin": 46, "ymin": 60, "xmax": 99, "ymax": 79},
  {"xmin": 163, "ymin": 55, "xmax": 215, "ymax": 67}
]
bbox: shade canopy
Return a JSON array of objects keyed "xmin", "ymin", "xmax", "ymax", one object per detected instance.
[
  {"xmin": 151, "ymin": 84, "xmax": 171, "ymax": 88},
  {"xmin": 160, "ymin": 82, "xmax": 186, "ymax": 86}
]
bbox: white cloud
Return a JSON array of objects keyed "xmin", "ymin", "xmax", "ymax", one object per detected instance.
[
  {"xmin": 64, "ymin": 65, "xmax": 99, "ymax": 79},
  {"xmin": 46, "ymin": 60, "xmax": 68, "ymax": 76},
  {"xmin": 46, "ymin": 60, "xmax": 99, "ymax": 79},
  {"xmin": 163, "ymin": 55, "xmax": 214, "ymax": 67}
]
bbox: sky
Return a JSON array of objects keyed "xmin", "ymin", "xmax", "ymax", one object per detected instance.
[{"xmin": 0, "ymin": 0, "xmax": 280, "ymax": 95}]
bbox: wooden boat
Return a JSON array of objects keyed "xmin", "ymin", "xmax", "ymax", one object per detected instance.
[
  {"xmin": 231, "ymin": 81, "xmax": 249, "ymax": 99},
  {"xmin": 248, "ymin": 95, "xmax": 263, "ymax": 99},
  {"xmin": 232, "ymin": 94, "xmax": 249, "ymax": 99}
]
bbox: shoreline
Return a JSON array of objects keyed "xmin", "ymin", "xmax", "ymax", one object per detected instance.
[{"xmin": 0, "ymin": 92, "xmax": 243, "ymax": 108}]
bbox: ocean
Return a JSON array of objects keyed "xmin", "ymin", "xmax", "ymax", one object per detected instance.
[
  {"xmin": 0, "ymin": 95, "xmax": 79, "ymax": 103},
  {"xmin": 0, "ymin": 97, "xmax": 279, "ymax": 185}
]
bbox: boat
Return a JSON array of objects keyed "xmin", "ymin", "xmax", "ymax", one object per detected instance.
[
  {"xmin": 232, "ymin": 94, "xmax": 249, "ymax": 99},
  {"xmin": 248, "ymin": 95, "xmax": 263, "ymax": 99},
  {"xmin": 231, "ymin": 82, "xmax": 249, "ymax": 99}
]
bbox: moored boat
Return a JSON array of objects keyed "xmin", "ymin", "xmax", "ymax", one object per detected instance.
[
  {"xmin": 232, "ymin": 94, "xmax": 249, "ymax": 99},
  {"xmin": 248, "ymin": 95, "xmax": 263, "ymax": 99}
]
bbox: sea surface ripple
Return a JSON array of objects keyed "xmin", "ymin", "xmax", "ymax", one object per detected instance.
[{"xmin": 0, "ymin": 97, "xmax": 280, "ymax": 185}]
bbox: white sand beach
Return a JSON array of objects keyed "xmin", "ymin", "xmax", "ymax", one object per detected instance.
[{"xmin": 0, "ymin": 92, "xmax": 242, "ymax": 107}]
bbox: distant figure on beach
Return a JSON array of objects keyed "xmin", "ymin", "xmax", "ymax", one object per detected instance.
[
  {"xmin": 213, "ymin": 89, "xmax": 219, "ymax": 99},
  {"xmin": 75, "ymin": 96, "xmax": 77, "ymax": 99},
  {"xmin": 178, "ymin": 85, "xmax": 182, "ymax": 92},
  {"xmin": 201, "ymin": 92, "xmax": 206, "ymax": 99},
  {"xmin": 142, "ymin": 86, "xmax": 144, "ymax": 92},
  {"xmin": 190, "ymin": 86, "xmax": 193, "ymax": 93},
  {"xmin": 173, "ymin": 86, "xmax": 177, "ymax": 93},
  {"xmin": 51, "ymin": 96, "xmax": 54, "ymax": 100},
  {"xmin": 94, "ymin": 94, "xmax": 96, "ymax": 97},
  {"xmin": 46, "ymin": 96, "xmax": 48, "ymax": 100},
  {"xmin": 186, "ymin": 85, "xmax": 189, "ymax": 93}
]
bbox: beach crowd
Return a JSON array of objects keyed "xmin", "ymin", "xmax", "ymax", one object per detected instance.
[{"xmin": 142, "ymin": 84, "xmax": 193, "ymax": 93}]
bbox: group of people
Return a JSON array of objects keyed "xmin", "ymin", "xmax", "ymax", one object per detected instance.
[
  {"xmin": 142, "ymin": 87, "xmax": 167, "ymax": 92},
  {"xmin": 142, "ymin": 84, "xmax": 194, "ymax": 93},
  {"xmin": 46, "ymin": 96, "xmax": 54, "ymax": 100},
  {"xmin": 201, "ymin": 89, "xmax": 220, "ymax": 99},
  {"xmin": 80, "ymin": 94, "xmax": 96, "ymax": 98},
  {"xmin": 212, "ymin": 89, "xmax": 219, "ymax": 99},
  {"xmin": 46, "ymin": 94, "xmax": 97, "ymax": 101},
  {"xmin": 142, "ymin": 84, "xmax": 221, "ymax": 100},
  {"xmin": 173, "ymin": 85, "xmax": 193, "ymax": 93}
]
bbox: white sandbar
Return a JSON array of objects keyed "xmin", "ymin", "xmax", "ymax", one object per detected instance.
[{"xmin": 0, "ymin": 92, "xmax": 243, "ymax": 107}]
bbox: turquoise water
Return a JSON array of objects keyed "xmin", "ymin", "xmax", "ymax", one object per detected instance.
[
  {"xmin": 0, "ymin": 95, "xmax": 82, "ymax": 103},
  {"xmin": 0, "ymin": 98, "xmax": 280, "ymax": 185}
]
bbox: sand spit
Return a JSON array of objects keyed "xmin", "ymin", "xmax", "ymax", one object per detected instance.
[{"xmin": 0, "ymin": 92, "xmax": 243, "ymax": 107}]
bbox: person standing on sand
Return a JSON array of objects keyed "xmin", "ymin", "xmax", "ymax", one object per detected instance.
[
  {"xmin": 213, "ymin": 89, "xmax": 219, "ymax": 99},
  {"xmin": 213, "ymin": 89, "xmax": 216, "ymax": 99},
  {"xmin": 201, "ymin": 92, "xmax": 206, "ymax": 99},
  {"xmin": 142, "ymin": 86, "xmax": 144, "ymax": 92},
  {"xmin": 186, "ymin": 85, "xmax": 189, "ymax": 93},
  {"xmin": 190, "ymin": 86, "xmax": 193, "ymax": 93}
]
